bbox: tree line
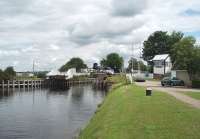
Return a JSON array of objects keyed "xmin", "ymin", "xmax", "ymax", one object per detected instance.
[
  {"xmin": 59, "ymin": 53, "xmax": 147, "ymax": 73},
  {"xmin": 59, "ymin": 54, "xmax": 125, "ymax": 73}
]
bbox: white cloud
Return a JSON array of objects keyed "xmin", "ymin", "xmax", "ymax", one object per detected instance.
[
  {"xmin": 0, "ymin": 0, "xmax": 200, "ymax": 71},
  {"xmin": 49, "ymin": 44, "xmax": 60, "ymax": 50},
  {"xmin": 0, "ymin": 50, "xmax": 20, "ymax": 56},
  {"xmin": 21, "ymin": 45, "xmax": 40, "ymax": 53}
]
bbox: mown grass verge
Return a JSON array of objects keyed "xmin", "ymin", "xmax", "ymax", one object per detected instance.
[
  {"xmin": 79, "ymin": 76, "xmax": 200, "ymax": 139},
  {"xmin": 183, "ymin": 91, "xmax": 200, "ymax": 100}
]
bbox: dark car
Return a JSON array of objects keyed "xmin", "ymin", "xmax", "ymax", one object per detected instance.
[{"xmin": 161, "ymin": 77, "xmax": 184, "ymax": 86}]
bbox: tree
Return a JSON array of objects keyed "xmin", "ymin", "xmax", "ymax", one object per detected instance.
[
  {"xmin": 127, "ymin": 58, "xmax": 147, "ymax": 72},
  {"xmin": 60, "ymin": 57, "xmax": 87, "ymax": 72},
  {"xmin": 171, "ymin": 36, "xmax": 195, "ymax": 70},
  {"xmin": 100, "ymin": 53, "xmax": 123, "ymax": 72},
  {"xmin": 190, "ymin": 47, "xmax": 200, "ymax": 80},
  {"xmin": 138, "ymin": 61, "xmax": 147, "ymax": 71},
  {"xmin": 0, "ymin": 66, "xmax": 16, "ymax": 80},
  {"xmin": 168, "ymin": 31, "xmax": 184, "ymax": 48},
  {"xmin": 0, "ymin": 69, "xmax": 6, "ymax": 80},
  {"xmin": 127, "ymin": 58, "xmax": 138, "ymax": 72},
  {"xmin": 142, "ymin": 31, "xmax": 183, "ymax": 61},
  {"xmin": 143, "ymin": 31, "xmax": 169, "ymax": 61},
  {"xmin": 171, "ymin": 36, "xmax": 199, "ymax": 79},
  {"xmin": 100, "ymin": 59, "xmax": 107, "ymax": 68},
  {"xmin": 34, "ymin": 71, "xmax": 48, "ymax": 79},
  {"xmin": 4, "ymin": 66, "xmax": 16, "ymax": 80},
  {"xmin": 93, "ymin": 63, "xmax": 99, "ymax": 70}
]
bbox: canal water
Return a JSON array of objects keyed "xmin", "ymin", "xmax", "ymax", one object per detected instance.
[{"xmin": 0, "ymin": 85, "xmax": 105, "ymax": 139}]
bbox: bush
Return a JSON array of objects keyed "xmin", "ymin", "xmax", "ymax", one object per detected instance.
[
  {"xmin": 192, "ymin": 80, "xmax": 200, "ymax": 88},
  {"xmin": 72, "ymin": 75, "xmax": 88, "ymax": 81},
  {"xmin": 89, "ymin": 72, "xmax": 98, "ymax": 78},
  {"xmin": 106, "ymin": 74, "xmax": 130, "ymax": 85},
  {"xmin": 34, "ymin": 71, "xmax": 48, "ymax": 79}
]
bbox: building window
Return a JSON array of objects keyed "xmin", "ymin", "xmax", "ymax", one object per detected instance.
[{"xmin": 154, "ymin": 61, "xmax": 164, "ymax": 67}]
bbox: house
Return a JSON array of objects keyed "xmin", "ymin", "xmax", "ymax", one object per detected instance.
[
  {"xmin": 46, "ymin": 69, "xmax": 70, "ymax": 80},
  {"xmin": 16, "ymin": 72, "xmax": 34, "ymax": 77},
  {"xmin": 152, "ymin": 54, "xmax": 172, "ymax": 78}
]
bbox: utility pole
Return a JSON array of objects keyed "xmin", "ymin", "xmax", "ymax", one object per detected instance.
[
  {"xmin": 132, "ymin": 43, "xmax": 134, "ymax": 72},
  {"xmin": 131, "ymin": 42, "xmax": 134, "ymax": 82},
  {"xmin": 33, "ymin": 60, "xmax": 35, "ymax": 75},
  {"xmin": 138, "ymin": 46, "xmax": 142, "ymax": 74}
]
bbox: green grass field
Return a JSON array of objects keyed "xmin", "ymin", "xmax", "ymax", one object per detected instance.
[
  {"xmin": 79, "ymin": 82, "xmax": 200, "ymax": 139},
  {"xmin": 183, "ymin": 91, "xmax": 200, "ymax": 100}
]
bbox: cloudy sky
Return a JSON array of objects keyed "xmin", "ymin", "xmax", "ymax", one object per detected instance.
[{"xmin": 0, "ymin": 0, "xmax": 200, "ymax": 71}]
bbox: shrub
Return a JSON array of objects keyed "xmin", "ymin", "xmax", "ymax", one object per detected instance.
[
  {"xmin": 192, "ymin": 80, "xmax": 200, "ymax": 88},
  {"xmin": 72, "ymin": 75, "xmax": 88, "ymax": 81},
  {"xmin": 89, "ymin": 72, "xmax": 98, "ymax": 78}
]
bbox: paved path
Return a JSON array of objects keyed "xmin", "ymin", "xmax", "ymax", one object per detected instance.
[{"xmin": 135, "ymin": 81, "xmax": 200, "ymax": 109}]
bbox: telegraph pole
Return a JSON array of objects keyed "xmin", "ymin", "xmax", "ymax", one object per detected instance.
[
  {"xmin": 132, "ymin": 43, "xmax": 134, "ymax": 72},
  {"xmin": 33, "ymin": 60, "xmax": 35, "ymax": 75},
  {"xmin": 131, "ymin": 42, "xmax": 134, "ymax": 81},
  {"xmin": 138, "ymin": 45, "xmax": 142, "ymax": 74}
]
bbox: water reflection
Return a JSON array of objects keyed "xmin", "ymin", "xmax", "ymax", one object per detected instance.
[{"xmin": 0, "ymin": 85, "xmax": 105, "ymax": 139}]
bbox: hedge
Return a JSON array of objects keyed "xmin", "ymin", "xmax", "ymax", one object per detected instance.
[{"xmin": 192, "ymin": 80, "xmax": 200, "ymax": 88}]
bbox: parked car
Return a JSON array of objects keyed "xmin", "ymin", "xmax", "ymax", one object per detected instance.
[{"xmin": 161, "ymin": 77, "xmax": 184, "ymax": 86}]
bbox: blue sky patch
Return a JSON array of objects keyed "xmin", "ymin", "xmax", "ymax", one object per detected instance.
[
  {"xmin": 183, "ymin": 9, "xmax": 200, "ymax": 16},
  {"xmin": 185, "ymin": 31, "xmax": 200, "ymax": 37}
]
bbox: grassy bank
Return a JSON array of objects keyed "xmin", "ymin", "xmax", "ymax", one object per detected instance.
[
  {"xmin": 183, "ymin": 91, "xmax": 200, "ymax": 100},
  {"xmin": 106, "ymin": 74, "xmax": 130, "ymax": 89},
  {"xmin": 79, "ymin": 77, "xmax": 200, "ymax": 139}
]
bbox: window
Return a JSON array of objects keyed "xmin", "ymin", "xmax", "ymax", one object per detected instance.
[{"xmin": 154, "ymin": 61, "xmax": 164, "ymax": 67}]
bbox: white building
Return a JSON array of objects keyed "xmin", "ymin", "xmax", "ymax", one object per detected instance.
[
  {"xmin": 16, "ymin": 72, "xmax": 34, "ymax": 77},
  {"xmin": 152, "ymin": 54, "xmax": 172, "ymax": 78},
  {"xmin": 46, "ymin": 68, "xmax": 90, "ymax": 79}
]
